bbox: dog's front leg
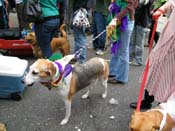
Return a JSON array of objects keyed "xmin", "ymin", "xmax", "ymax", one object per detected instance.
[{"xmin": 60, "ymin": 99, "xmax": 72, "ymax": 125}]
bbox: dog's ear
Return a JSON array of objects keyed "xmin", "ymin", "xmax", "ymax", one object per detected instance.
[
  {"xmin": 29, "ymin": 32, "xmax": 35, "ymax": 37},
  {"xmin": 47, "ymin": 62, "xmax": 56, "ymax": 77}
]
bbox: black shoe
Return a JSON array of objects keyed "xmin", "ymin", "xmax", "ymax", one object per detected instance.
[
  {"xmin": 108, "ymin": 75, "xmax": 115, "ymax": 78},
  {"xmin": 107, "ymin": 78, "xmax": 124, "ymax": 84},
  {"xmin": 130, "ymin": 100, "xmax": 152, "ymax": 109}
]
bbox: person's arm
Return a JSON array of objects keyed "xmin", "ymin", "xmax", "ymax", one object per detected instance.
[
  {"xmin": 153, "ymin": 0, "xmax": 174, "ymax": 19},
  {"xmin": 115, "ymin": 0, "xmax": 138, "ymax": 20}
]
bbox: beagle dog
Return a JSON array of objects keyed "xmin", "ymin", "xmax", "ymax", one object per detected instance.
[{"xmin": 23, "ymin": 55, "xmax": 109, "ymax": 125}]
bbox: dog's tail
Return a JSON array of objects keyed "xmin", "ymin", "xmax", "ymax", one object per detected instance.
[{"xmin": 59, "ymin": 24, "xmax": 67, "ymax": 38}]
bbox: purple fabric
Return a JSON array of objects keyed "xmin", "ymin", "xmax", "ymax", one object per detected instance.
[
  {"xmin": 54, "ymin": 62, "xmax": 72, "ymax": 78},
  {"xmin": 120, "ymin": 16, "xmax": 128, "ymax": 31},
  {"xmin": 63, "ymin": 64, "xmax": 73, "ymax": 78},
  {"xmin": 54, "ymin": 62, "xmax": 62, "ymax": 74},
  {"xmin": 109, "ymin": 2, "xmax": 120, "ymax": 14},
  {"xmin": 111, "ymin": 40, "xmax": 121, "ymax": 54}
]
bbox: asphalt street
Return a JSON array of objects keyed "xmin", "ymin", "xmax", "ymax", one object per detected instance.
[{"xmin": 0, "ymin": 12, "xmax": 159, "ymax": 131}]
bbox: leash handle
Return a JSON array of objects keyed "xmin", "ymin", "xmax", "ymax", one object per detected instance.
[{"xmin": 136, "ymin": 19, "xmax": 158, "ymax": 112}]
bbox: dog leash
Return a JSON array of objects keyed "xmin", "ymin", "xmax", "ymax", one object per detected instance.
[
  {"xmin": 136, "ymin": 19, "xmax": 158, "ymax": 112},
  {"xmin": 75, "ymin": 28, "xmax": 107, "ymax": 58}
]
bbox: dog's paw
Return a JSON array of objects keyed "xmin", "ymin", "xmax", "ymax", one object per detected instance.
[
  {"xmin": 102, "ymin": 93, "xmax": 107, "ymax": 99},
  {"xmin": 81, "ymin": 94, "xmax": 89, "ymax": 99},
  {"xmin": 60, "ymin": 119, "xmax": 69, "ymax": 125}
]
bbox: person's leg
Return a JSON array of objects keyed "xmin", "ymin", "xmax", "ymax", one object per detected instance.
[
  {"xmin": 94, "ymin": 12, "xmax": 107, "ymax": 51},
  {"xmin": 129, "ymin": 25, "xmax": 136, "ymax": 62},
  {"xmin": 144, "ymin": 90, "xmax": 154, "ymax": 103},
  {"xmin": 73, "ymin": 26, "xmax": 87, "ymax": 63},
  {"xmin": 134, "ymin": 25, "xmax": 145, "ymax": 65},
  {"xmin": 91, "ymin": 12, "xmax": 98, "ymax": 50},
  {"xmin": 147, "ymin": 20, "xmax": 160, "ymax": 46},
  {"xmin": 0, "ymin": 6, "xmax": 4, "ymax": 29},
  {"xmin": 130, "ymin": 89, "xmax": 154, "ymax": 109},
  {"xmin": 35, "ymin": 18, "xmax": 59, "ymax": 58},
  {"xmin": 93, "ymin": 12, "xmax": 107, "ymax": 51},
  {"xmin": 109, "ymin": 21, "xmax": 134, "ymax": 83},
  {"xmin": 0, "ymin": 2, "xmax": 9, "ymax": 29},
  {"xmin": 16, "ymin": 3, "xmax": 29, "ymax": 30}
]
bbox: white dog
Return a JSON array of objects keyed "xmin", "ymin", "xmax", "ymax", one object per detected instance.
[{"xmin": 23, "ymin": 54, "xmax": 109, "ymax": 125}]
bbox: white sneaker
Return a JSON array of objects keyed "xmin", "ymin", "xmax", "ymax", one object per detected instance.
[{"xmin": 96, "ymin": 50, "xmax": 104, "ymax": 55}]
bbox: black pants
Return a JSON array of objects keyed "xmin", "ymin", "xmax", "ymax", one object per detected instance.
[
  {"xmin": 144, "ymin": 90, "xmax": 154, "ymax": 103},
  {"xmin": 0, "ymin": 5, "xmax": 9, "ymax": 29},
  {"xmin": 148, "ymin": 19, "xmax": 160, "ymax": 45}
]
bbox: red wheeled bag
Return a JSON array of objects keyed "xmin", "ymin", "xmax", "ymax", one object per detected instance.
[{"xmin": 0, "ymin": 28, "xmax": 32, "ymax": 56}]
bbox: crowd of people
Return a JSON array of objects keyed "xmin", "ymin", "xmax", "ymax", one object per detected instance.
[{"xmin": 0, "ymin": 0, "xmax": 174, "ymax": 111}]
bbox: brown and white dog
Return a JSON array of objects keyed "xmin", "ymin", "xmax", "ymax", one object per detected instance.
[
  {"xmin": 129, "ymin": 95, "xmax": 175, "ymax": 131},
  {"xmin": 0, "ymin": 122, "xmax": 6, "ymax": 131},
  {"xmin": 25, "ymin": 24, "xmax": 70, "ymax": 58},
  {"xmin": 23, "ymin": 55, "xmax": 109, "ymax": 125}
]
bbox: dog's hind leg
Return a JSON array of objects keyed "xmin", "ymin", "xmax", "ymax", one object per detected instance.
[
  {"xmin": 81, "ymin": 87, "xmax": 91, "ymax": 99},
  {"xmin": 60, "ymin": 99, "xmax": 72, "ymax": 125}
]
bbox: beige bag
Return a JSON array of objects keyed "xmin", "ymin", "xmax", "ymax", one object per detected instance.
[{"xmin": 156, "ymin": 15, "xmax": 168, "ymax": 33}]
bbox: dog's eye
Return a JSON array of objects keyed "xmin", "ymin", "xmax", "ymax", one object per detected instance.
[{"xmin": 32, "ymin": 70, "xmax": 38, "ymax": 75}]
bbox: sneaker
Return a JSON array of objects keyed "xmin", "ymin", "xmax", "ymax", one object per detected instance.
[
  {"xmin": 96, "ymin": 50, "xmax": 104, "ymax": 56},
  {"xmin": 129, "ymin": 60, "xmax": 142, "ymax": 66}
]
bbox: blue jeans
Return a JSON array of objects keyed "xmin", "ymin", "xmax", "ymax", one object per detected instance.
[
  {"xmin": 35, "ymin": 18, "xmax": 60, "ymax": 58},
  {"xmin": 109, "ymin": 21, "xmax": 134, "ymax": 83},
  {"xmin": 91, "ymin": 11, "xmax": 107, "ymax": 50},
  {"xmin": 130, "ymin": 25, "xmax": 146, "ymax": 65},
  {"xmin": 73, "ymin": 26, "xmax": 87, "ymax": 63}
]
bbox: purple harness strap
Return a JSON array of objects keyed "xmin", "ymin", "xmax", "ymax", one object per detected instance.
[
  {"xmin": 54, "ymin": 62, "xmax": 73, "ymax": 79},
  {"xmin": 54, "ymin": 62, "xmax": 62, "ymax": 74}
]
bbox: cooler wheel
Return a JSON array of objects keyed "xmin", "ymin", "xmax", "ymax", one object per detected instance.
[{"xmin": 11, "ymin": 92, "xmax": 22, "ymax": 101}]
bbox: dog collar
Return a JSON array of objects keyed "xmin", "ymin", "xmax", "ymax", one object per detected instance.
[
  {"xmin": 148, "ymin": 109, "xmax": 167, "ymax": 131},
  {"xmin": 41, "ymin": 62, "xmax": 73, "ymax": 90}
]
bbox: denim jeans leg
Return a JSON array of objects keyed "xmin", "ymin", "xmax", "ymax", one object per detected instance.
[
  {"xmin": 109, "ymin": 21, "xmax": 134, "ymax": 83},
  {"xmin": 73, "ymin": 26, "xmax": 87, "ymax": 63},
  {"xmin": 91, "ymin": 16, "xmax": 98, "ymax": 49},
  {"xmin": 93, "ymin": 12, "xmax": 107, "ymax": 50},
  {"xmin": 135, "ymin": 25, "xmax": 145, "ymax": 65},
  {"xmin": 35, "ymin": 18, "xmax": 59, "ymax": 58},
  {"xmin": 129, "ymin": 27, "xmax": 136, "ymax": 61}
]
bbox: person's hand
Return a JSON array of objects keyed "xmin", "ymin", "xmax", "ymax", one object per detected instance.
[
  {"xmin": 152, "ymin": 9, "xmax": 164, "ymax": 20},
  {"xmin": 108, "ymin": 18, "xmax": 117, "ymax": 29}
]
